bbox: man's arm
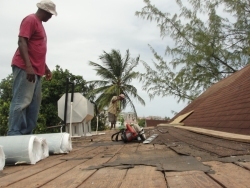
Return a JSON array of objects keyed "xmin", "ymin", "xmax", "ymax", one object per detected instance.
[
  {"xmin": 18, "ymin": 36, "xmax": 35, "ymax": 83},
  {"xmin": 112, "ymin": 96, "xmax": 120, "ymax": 103},
  {"xmin": 112, "ymin": 99, "xmax": 117, "ymax": 103},
  {"xmin": 45, "ymin": 64, "xmax": 52, "ymax": 80}
]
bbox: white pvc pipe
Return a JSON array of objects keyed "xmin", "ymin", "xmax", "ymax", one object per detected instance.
[
  {"xmin": 38, "ymin": 137, "xmax": 49, "ymax": 160},
  {"xmin": 36, "ymin": 133, "xmax": 72, "ymax": 154},
  {"xmin": 69, "ymin": 102, "xmax": 73, "ymax": 136},
  {"xmin": 96, "ymin": 116, "xmax": 99, "ymax": 135},
  {"xmin": 0, "ymin": 135, "xmax": 42, "ymax": 165},
  {"xmin": 0, "ymin": 146, "xmax": 5, "ymax": 170}
]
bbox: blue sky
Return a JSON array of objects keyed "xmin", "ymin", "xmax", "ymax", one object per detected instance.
[{"xmin": 0, "ymin": 0, "xmax": 188, "ymax": 118}]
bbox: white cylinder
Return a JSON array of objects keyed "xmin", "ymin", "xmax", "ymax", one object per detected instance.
[
  {"xmin": 36, "ymin": 133, "xmax": 72, "ymax": 154},
  {"xmin": 0, "ymin": 135, "xmax": 42, "ymax": 165},
  {"xmin": 37, "ymin": 137, "xmax": 49, "ymax": 160},
  {"xmin": 0, "ymin": 146, "xmax": 5, "ymax": 170}
]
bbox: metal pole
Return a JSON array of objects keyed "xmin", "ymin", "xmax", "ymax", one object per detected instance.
[{"xmin": 63, "ymin": 78, "xmax": 69, "ymax": 132}]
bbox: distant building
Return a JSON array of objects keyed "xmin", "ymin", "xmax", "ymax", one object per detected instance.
[
  {"xmin": 120, "ymin": 112, "xmax": 137, "ymax": 124},
  {"xmin": 145, "ymin": 116, "xmax": 164, "ymax": 120}
]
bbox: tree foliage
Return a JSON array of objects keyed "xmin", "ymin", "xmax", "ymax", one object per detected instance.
[
  {"xmin": 136, "ymin": 0, "xmax": 250, "ymax": 102},
  {"xmin": 0, "ymin": 65, "xmax": 92, "ymax": 135},
  {"xmin": 138, "ymin": 118, "xmax": 146, "ymax": 127},
  {"xmin": 87, "ymin": 49, "xmax": 145, "ymax": 117},
  {"xmin": 0, "ymin": 75, "xmax": 13, "ymax": 135}
]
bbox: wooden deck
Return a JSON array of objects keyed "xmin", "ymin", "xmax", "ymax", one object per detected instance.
[{"xmin": 0, "ymin": 128, "xmax": 250, "ymax": 188}]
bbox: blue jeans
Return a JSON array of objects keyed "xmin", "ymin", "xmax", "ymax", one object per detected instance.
[{"xmin": 7, "ymin": 66, "xmax": 42, "ymax": 135}]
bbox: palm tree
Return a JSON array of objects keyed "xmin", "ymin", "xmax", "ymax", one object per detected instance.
[{"xmin": 87, "ymin": 49, "xmax": 145, "ymax": 117}]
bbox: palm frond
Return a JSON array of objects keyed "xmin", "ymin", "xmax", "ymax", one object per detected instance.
[{"xmin": 87, "ymin": 49, "xmax": 146, "ymax": 115}]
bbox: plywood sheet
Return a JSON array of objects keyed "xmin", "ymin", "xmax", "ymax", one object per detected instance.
[
  {"xmin": 120, "ymin": 165, "xmax": 167, "ymax": 188},
  {"xmin": 170, "ymin": 111, "xmax": 194, "ymax": 124},
  {"xmin": 203, "ymin": 161, "xmax": 250, "ymax": 187},
  {"xmin": 165, "ymin": 171, "xmax": 222, "ymax": 188}
]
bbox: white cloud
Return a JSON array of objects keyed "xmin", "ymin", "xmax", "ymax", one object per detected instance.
[{"xmin": 0, "ymin": 0, "xmax": 188, "ymax": 118}]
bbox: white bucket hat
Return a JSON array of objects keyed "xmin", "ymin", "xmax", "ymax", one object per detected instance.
[{"xmin": 37, "ymin": 0, "xmax": 57, "ymax": 16}]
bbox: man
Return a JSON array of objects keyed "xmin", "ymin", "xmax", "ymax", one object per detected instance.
[
  {"xmin": 108, "ymin": 94, "xmax": 125, "ymax": 130},
  {"xmin": 7, "ymin": 0, "xmax": 57, "ymax": 135}
]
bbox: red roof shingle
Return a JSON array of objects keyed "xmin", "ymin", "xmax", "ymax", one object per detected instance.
[{"xmin": 172, "ymin": 64, "xmax": 250, "ymax": 135}]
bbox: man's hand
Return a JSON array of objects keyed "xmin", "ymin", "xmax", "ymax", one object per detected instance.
[
  {"xmin": 26, "ymin": 65, "xmax": 36, "ymax": 83},
  {"xmin": 45, "ymin": 68, "xmax": 52, "ymax": 81}
]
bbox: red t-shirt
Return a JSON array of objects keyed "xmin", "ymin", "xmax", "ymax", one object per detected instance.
[{"xmin": 12, "ymin": 14, "xmax": 47, "ymax": 76}]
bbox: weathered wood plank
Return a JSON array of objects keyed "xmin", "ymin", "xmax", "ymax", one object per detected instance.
[
  {"xmin": 165, "ymin": 171, "xmax": 222, "ymax": 188},
  {"xmin": 153, "ymin": 144, "xmax": 169, "ymax": 150},
  {"xmin": 0, "ymin": 146, "xmax": 101, "ymax": 187},
  {"xmin": 119, "ymin": 143, "xmax": 139, "ymax": 153},
  {"xmin": 78, "ymin": 167, "xmax": 126, "ymax": 188},
  {"xmin": 1, "ymin": 154, "xmax": 63, "ymax": 176},
  {"xmin": 2, "ymin": 146, "xmax": 86, "ymax": 175},
  {"xmin": 119, "ymin": 165, "xmax": 167, "ymax": 188},
  {"xmin": 136, "ymin": 143, "xmax": 155, "ymax": 152},
  {"xmin": 1, "ymin": 142, "xmax": 96, "ymax": 177},
  {"xmin": 37, "ymin": 145, "xmax": 124, "ymax": 188},
  {"xmin": 41, "ymin": 157, "xmax": 105, "ymax": 188},
  {"xmin": 78, "ymin": 145, "xmax": 124, "ymax": 168},
  {"xmin": 236, "ymin": 161, "xmax": 250, "ymax": 170},
  {"xmin": 204, "ymin": 161, "xmax": 250, "ymax": 188},
  {"xmin": 11, "ymin": 159, "xmax": 89, "ymax": 188}
]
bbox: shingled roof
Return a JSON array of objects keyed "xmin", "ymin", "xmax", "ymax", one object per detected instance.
[{"xmin": 171, "ymin": 64, "xmax": 250, "ymax": 135}]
